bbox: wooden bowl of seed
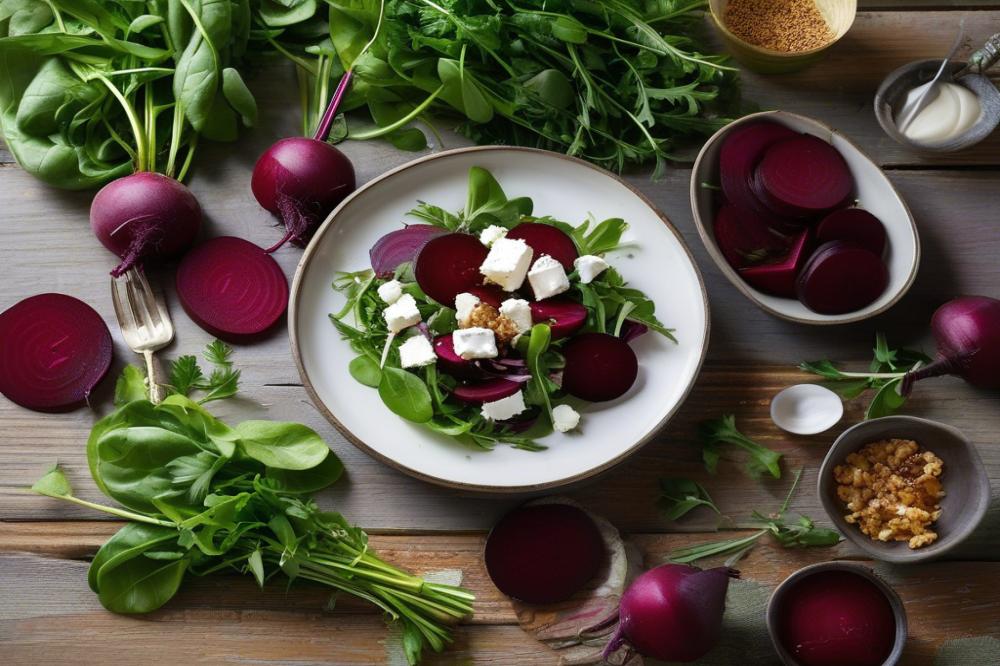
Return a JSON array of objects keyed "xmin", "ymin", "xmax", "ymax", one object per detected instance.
[{"xmin": 709, "ymin": 0, "xmax": 857, "ymax": 73}]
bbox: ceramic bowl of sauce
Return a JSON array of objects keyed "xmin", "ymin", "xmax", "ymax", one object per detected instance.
[
  {"xmin": 766, "ymin": 562, "xmax": 907, "ymax": 666},
  {"xmin": 875, "ymin": 60, "xmax": 1000, "ymax": 152}
]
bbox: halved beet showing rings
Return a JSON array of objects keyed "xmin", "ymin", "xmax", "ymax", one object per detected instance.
[
  {"xmin": 562, "ymin": 333, "xmax": 638, "ymax": 402},
  {"xmin": 797, "ymin": 241, "xmax": 889, "ymax": 315},
  {"xmin": 816, "ymin": 208, "xmax": 887, "ymax": 256},
  {"xmin": 530, "ymin": 298, "xmax": 588, "ymax": 339},
  {"xmin": 451, "ymin": 377, "xmax": 522, "ymax": 404},
  {"xmin": 433, "ymin": 334, "xmax": 482, "ymax": 379},
  {"xmin": 414, "ymin": 233, "xmax": 488, "ymax": 305},
  {"xmin": 176, "ymin": 236, "xmax": 289, "ymax": 341},
  {"xmin": 0, "ymin": 293, "xmax": 113, "ymax": 412},
  {"xmin": 739, "ymin": 229, "xmax": 811, "ymax": 298},
  {"xmin": 485, "ymin": 502, "xmax": 605, "ymax": 604},
  {"xmin": 719, "ymin": 121, "xmax": 798, "ymax": 215},
  {"xmin": 369, "ymin": 225, "xmax": 447, "ymax": 277},
  {"xmin": 754, "ymin": 135, "xmax": 853, "ymax": 218},
  {"xmin": 507, "ymin": 223, "xmax": 578, "ymax": 271},
  {"xmin": 713, "ymin": 204, "xmax": 789, "ymax": 270}
]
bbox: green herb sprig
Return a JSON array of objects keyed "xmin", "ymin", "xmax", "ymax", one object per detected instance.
[
  {"xmin": 699, "ymin": 414, "xmax": 783, "ymax": 479},
  {"xmin": 658, "ymin": 478, "xmax": 720, "ymax": 521}
]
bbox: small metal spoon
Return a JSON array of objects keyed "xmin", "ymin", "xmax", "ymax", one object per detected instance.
[{"xmin": 895, "ymin": 29, "xmax": 965, "ymax": 134}]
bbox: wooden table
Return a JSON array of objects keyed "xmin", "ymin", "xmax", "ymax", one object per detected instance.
[{"xmin": 2, "ymin": 3, "xmax": 999, "ymax": 664}]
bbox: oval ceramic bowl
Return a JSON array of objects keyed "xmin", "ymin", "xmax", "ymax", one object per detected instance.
[
  {"xmin": 690, "ymin": 110, "xmax": 920, "ymax": 325},
  {"xmin": 709, "ymin": 0, "xmax": 856, "ymax": 74},
  {"xmin": 290, "ymin": 146, "xmax": 710, "ymax": 493},
  {"xmin": 875, "ymin": 60, "xmax": 1000, "ymax": 153},
  {"xmin": 766, "ymin": 561, "xmax": 907, "ymax": 666},
  {"xmin": 818, "ymin": 416, "xmax": 991, "ymax": 564}
]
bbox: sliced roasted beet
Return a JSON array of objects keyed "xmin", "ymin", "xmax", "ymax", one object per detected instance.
[
  {"xmin": 562, "ymin": 333, "xmax": 638, "ymax": 402},
  {"xmin": 507, "ymin": 223, "xmax": 578, "ymax": 271},
  {"xmin": 0, "ymin": 293, "xmax": 113, "ymax": 412},
  {"xmin": 414, "ymin": 233, "xmax": 488, "ymax": 305},
  {"xmin": 816, "ymin": 208, "xmax": 887, "ymax": 256},
  {"xmin": 451, "ymin": 377, "xmax": 522, "ymax": 404},
  {"xmin": 755, "ymin": 135, "xmax": 853, "ymax": 218},
  {"xmin": 369, "ymin": 225, "xmax": 447, "ymax": 277},
  {"xmin": 433, "ymin": 334, "xmax": 482, "ymax": 379},
  {"xmin": 719, "ymin": 121, "xmax": 798, "ymax": 215},
  {"xmin": 485, "ymin": 503, "xmax": 605, "ymax": 604},
  {"xmin": 176, "ymin": 236, "xmax": 288, "ymax": 341},
  {"xmin": 739, "ymin": 229, "xmax": 811, "ymax": 298},
  {"xmin": 530, "ymin": 298, "xmax": 587, "ymax": 339},
  {"xmin": 468, "ymin": 285, "xmax": 504, "ymax": 308},
  {"xmin": 619, "ymin": 320, "xmax": 648, "ymax": 343},
  {"xmin": 797, "ymin": 241, "xmax": 889, "ymax": 315},
  {"xmin": 713, "ymin": 204, "xmax": 789, "ymax": 270}
]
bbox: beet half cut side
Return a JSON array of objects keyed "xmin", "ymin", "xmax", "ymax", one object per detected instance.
[
  {"xmin": 0, "ymin": 293, "xmax": 113, "ymax": 412},
  {"xmin": 755, "ymin": 135, "xmax": 854, "ymax": 218},
  {"xmin": 719, "ymin": 121, "xmax": 798, "ymax": 215},
  {"xmin": 713, "ymin": 204, "xmax": 789, "ymax": 270},
  {"xmin": 507, "ymin": 223, "xmax": 578, "ymax": 271},
  {"xmin": 739, "ymin": 229, "xmax": 811, "ymax": 298},
  {"xmin": 530, "ymin": 298, "xmax": 588, "ymax": 339},
  {"xmin": 433, "ymin": 334, "xmax": 482, "ymax": 380},
  {"xmin": 816, "ymin": 208, "xmax": 887, "ymax": 256},
  {"xmin": 370, "ymin": 225, "xmax": 447, "ymax": 277},
  {"xmin": 485, "ymin": 503, "xmax": 605, "ymax": 604},
  {"xmin": 562, "ymin": 333, "xmax": 638, "ymax": 402},
  {"xmin": 414, "ymin": 233, "xmax": 488, "ymax": 305},
  {"xmin": 797, "ymin": 241, "xmax": 889, "ymax": 315},
  {"xmin": 451, "ymin": 377, "xmax": 522, "ymax": 404},
  {"xmin": 176, "ymin": 236, "xmax": 289, "ymax": 342}
]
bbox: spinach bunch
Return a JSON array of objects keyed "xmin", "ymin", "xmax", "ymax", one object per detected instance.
[
  {"xmin": 254, "ymin": 0, "xmax": 739, "ymax": 173},
  {"xmin": 0, "ymin": 0, "xmax": 257, "ymax": 189},
  {"xmin": 32, "ymin": 344, "xmax": 473, "ymax": 665}
]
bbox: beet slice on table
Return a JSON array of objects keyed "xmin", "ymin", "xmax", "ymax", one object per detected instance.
[
  {"xmin": 507, "ymin": 223, "xmax": 578, "ymax": 271},
  {"xmin": 816, "ymin": 208, "xmax": 887, "ymax": 256},
  {"xmin": 796, "ymin": 241, "xmax": 889, "ymax": 315},
  {"xmin": 739, "ymin": 229, "xmax": 812, "ymax": 298},
  {"xmin": 414, "ymin": 233, "xmax": 488, "ymax": 305},
  {"xmin": 561, "ymin": 333, "xmax": 638, "ymax": 402},
  {"xmin": 754, "ymin": 134, "xmax": 854, "ymax": 218}
]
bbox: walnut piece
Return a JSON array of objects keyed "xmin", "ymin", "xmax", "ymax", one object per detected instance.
[{"xmin": 463, "ymin": 303, "xmax": 520, "ymax": 345}]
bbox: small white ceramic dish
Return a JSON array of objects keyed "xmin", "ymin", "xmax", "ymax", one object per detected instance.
[
  {"xmin": 290, "ymin": 146, "xmax": 710, "ymax": 492},
  {"xmin": 690, "ymin": 110, "xmax": 921, "ymax": 325},
  {"xmin": 770, "ymin": 384, "xmax": 843, "ymax": 435}
]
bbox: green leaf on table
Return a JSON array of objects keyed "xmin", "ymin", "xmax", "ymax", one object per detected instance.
[
  {"xmin": 115, "ymin": 365, "xmax": 148, "ymax": 405},
  {"xmin": 698, "ymin": 414, "xmax": 782, "ymax": 479},
  {"xmin": 222, "ymin": 67, "xmax": 257, "ymax": 126},
  {"xmin": 265, "ymin": 452, "xmax": 344, "ymax": 493},
  {"xmin": 31, "ymin": 465, "xmax": 73, "ymax": 498},
  {"xmin": 658, "ymin": 478, "xmax": 719, "ymax": 521},
  {"xmin": 236, "ymin": 421, "xmax": 331, "ymax": 471},
  {"xmin": 378, "ymin": 367, "xmax": 433, "ymax": 423}
]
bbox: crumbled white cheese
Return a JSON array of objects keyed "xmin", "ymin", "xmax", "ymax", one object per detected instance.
[
  {"xmin": 479, "ymin": 225, "xmax": 508, "ymax": 247},
  {"xmin": 481, "ymin": 390, "xmax": 527, "ymax": 421},
  {"xmin": 383, "ymin": 293, "xmax": 421, "ymax": 333},
  {"xmin": 574, "ymin": 255, "xmax": 610, "ymax": 284},
  {"xmin": 480, "ymin": 237, "xmax": 533, "ymax": 291},
  {"xmin": 552, "ymin": 404, "xmax": 580, "ymax": 432},
  {"xmin": 377, "ymin": 279, "xmax": 404, "ymax": 304},
  {"xmin": 527, "ymin": 254, "xmax": 570, "ymax": 300},
  {"xmin": 399, "ymin": 335, "xmax": 436, "ymax": 368},
  {"xmin": 499, "ymin": 298, "xmax": 532, "ymax": 333},
  {"xmin": 452, "ymin": 327, "xmax": 497, "ymax": 359},
  {"xmin": 454, "ymin": 292, "xmax": 481, "ymax": 327}
]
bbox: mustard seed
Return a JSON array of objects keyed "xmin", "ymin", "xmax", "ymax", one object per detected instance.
[{"xmin": 723, "ymin": 0, "xmax": 835, "ymax": 53}]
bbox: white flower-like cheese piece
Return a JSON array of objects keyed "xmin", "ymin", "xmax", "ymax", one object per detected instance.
[
  {"xmin": 552, "ymin": 404, "xmax": 581, "ymax": 432},
  {"xmin": 479, "ymin": 225, "xmax": 508, "ymax": 247}
]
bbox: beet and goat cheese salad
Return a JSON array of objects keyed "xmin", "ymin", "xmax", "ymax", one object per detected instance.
[{"xmin": 330, "ymin": 167, "xmax": 675, "ymax": 451}]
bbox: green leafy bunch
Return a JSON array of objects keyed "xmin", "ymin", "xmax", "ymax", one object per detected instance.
[
  {"xmin": 0, "ymin": 0, "xmax": 258, "ymax": 189},
  {"xmin": 32, "ymin": 343, "xmax": 473, "ymax": 665}
]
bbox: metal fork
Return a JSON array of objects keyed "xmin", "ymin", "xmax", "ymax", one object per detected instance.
[{"xmin": 111, "ymin": 267, "xmax": 174, "ymax": 403}]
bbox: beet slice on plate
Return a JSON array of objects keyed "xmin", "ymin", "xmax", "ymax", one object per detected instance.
[
  {"xmin": 507, "ymin": 223, "xmax": 578, "ymax": 271},
  {"xmin": 562, "ymin": 333, "xmax": 638, "ymax": 402},
  {"xmin": 530, "ymin": 298, "xmax": 587, "ymax": 339},
  {"xmin": 414, "ymin": 233, "xmax": 488, "ymax": 305},
  {"xmin": 485, "ymin": 503, "xmax": 605, "ymax": 604},
  {"xmin": 468, "ymin": 285, "xmax": 504, "ymax": 308},
  {"xmin": 797, "ymin": 241, "xmax": 889, "ymax": 315},
  {"xmin": 451, "ymin": 377, "xmax": 522, "ymax": 404},
  {"xmin": 739, "ymin": 229, "xmax": 811, "ymax": 298},
  {"xmin": 713, "ymin": 204, "xmax": 789, "ymax": 270},
  {"xmin": 0, "ymin": 293, "xmax": 112, "ymax": 412},
  {"xmin": 719, "ymin": 121, "xmax": 798, "ymax": 215},
  {"xmin": 369, "ymin": 225, "xmax": 447, "ymax": 277},
  {"xmin": 754, "ymin": 135, "xmax": 853, "ymax": 218},
  {"xmin": 816, "ymin": 208, "xmax": 887, "ymax": 256},
  {"xmin": 176, "ymin": 236, "xmax": 289, "ymax": 341}
]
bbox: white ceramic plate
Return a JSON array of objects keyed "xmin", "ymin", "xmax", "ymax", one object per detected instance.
[
  {"xmin": 690, "ymin": 111, "xmax": 920, "ymax": 325},
  {"xmin": 290, "ymin": 147, "xmax": 709, "ymax": 492}
]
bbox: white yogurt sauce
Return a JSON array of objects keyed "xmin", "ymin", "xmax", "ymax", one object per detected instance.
[{"xmin": 897, "ymin": 81, "xmax": 982, "ymax": 144}]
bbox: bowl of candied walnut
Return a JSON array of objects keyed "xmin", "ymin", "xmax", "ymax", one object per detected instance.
[{"xmin": 818, "ymin": 415, "xmax": 990, "ymax": 564}]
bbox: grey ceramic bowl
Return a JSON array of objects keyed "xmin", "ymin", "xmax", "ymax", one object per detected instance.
[
  {"xmin": 875, "ymin": 60, "xmax": 1000, "ymax": 152},
  {"xmin": 766, "ymin": 561, "xmax": 907, "ymax": 666},
  {"xmin": 818, "ymin": 415, "xmax": 991, "ymax": 564}
]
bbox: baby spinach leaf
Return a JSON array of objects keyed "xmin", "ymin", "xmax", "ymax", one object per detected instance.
[
  {"xmin": 89, "ymin": 522, "xmax": 185, "ymax": 597},
  {"xmin": 221, "ymin": 67, "xmax": 256, "ymax": 126},
  {"xmin": 349, "ymin": 355, "xmax": 382, "ymax": 387},
  {"xmin": 30, "ymin": 465, "xmax": 73, "ymax": 499},
  {"xmin": 96, "ymin": 545, "xmax": 188, "ymax": 613},
  {"xmin": 264, "ymin": 451, "xmax": 344, "ymax": 493},
  {"xmin": 378, "ymin": 367, "xmax": 433, "ymax": 423},
  {"xmin": 235, "ymin": 421, "xmax": 331, "ymax": 471}
]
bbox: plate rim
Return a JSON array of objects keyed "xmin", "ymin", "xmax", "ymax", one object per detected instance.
[{"xmin": 288, "ymin": 145, "xmax": 711, "ymax": 493}]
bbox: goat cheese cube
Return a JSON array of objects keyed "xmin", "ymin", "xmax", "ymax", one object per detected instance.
[
  {"xmin": 399, "ymin": 335, "xmax": 436, "ymax": 368},
  {"xmin": 527, "ymin": 254, "xmax": 570, "ymax": 300},
  {"xmin": 454, "ymin": 292, "xmax": 481, "ymax": 326},
  {"xmin": 383, "ymin": 293, "xmax": 421, "ymax": 333},
  {"xmin": 481, "ymin": 390, "xmax": 527, "ymax": 421},
  {"xmin": 377, "ymin": 279, "xmax": 404, "ymax": 304},
  {"xmin": 499, "ymin": 298, "xmax": 532, "ymax": 333},
  {"xmin": 574, "ymin": 255, "xmax": 610, "ymax": 284},
  {"xmin": 480, "ymin": 238, "xmax": 533, "ymax": 291},
  {"xmin": 552, "ymin": 404, "xmax": 581, "ymax": 432},
  {"xmin": 452, "ymin": 327, "xmax": 497, "ymax": 359},
  {"xmin": 479, "ymin": 225, "xmax": 508, "ymax": 247}
]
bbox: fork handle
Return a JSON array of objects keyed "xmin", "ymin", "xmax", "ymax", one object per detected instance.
[{"xmin": 144, "ymin": 349, "xmax": 166, "ymax": 404}]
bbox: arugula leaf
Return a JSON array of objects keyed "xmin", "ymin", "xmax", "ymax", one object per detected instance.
[
  {"xmin": 699, "ymin": 415, "xmax": 782, "ymax": 479},
  {"xmin": 524, "ymin": 324, "xmax": 554, "ymax": 420},
  {"xmin": 658, "ymin": 478, "xmax": 719, "ymax": 521}
]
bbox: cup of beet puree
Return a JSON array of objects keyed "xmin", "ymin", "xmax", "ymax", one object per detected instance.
[{"xmin": 766, "ymin": 562, "xmax": 907, "ymax": 666}]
